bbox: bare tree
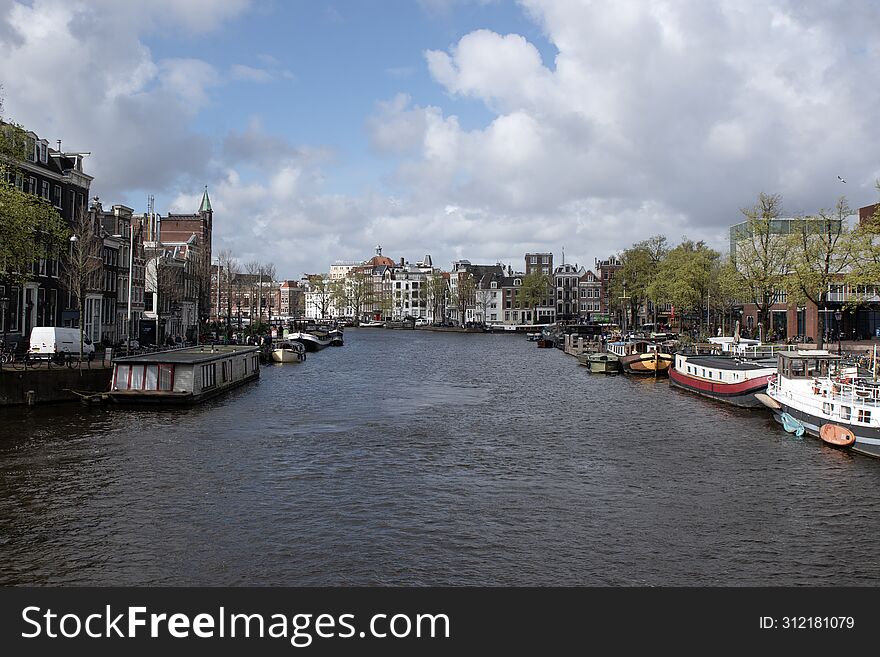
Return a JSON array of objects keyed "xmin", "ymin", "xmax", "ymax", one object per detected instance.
[
  {"xmin": 64, "ymin": 204, "xmax": 102, "ymax": 367},
  {"xmin": 217, "ymin": 248, "xmax": 238, "ymax": 339},
  {"xmin": 259, "ymin": 262, "xmax": 276, "ymax": 327},
  {"xmin": 244, "ymin": 260, "xmax": 260, "ymax": 325}
]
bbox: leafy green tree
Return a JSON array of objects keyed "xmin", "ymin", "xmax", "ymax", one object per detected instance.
[
  {"xmin": 731, "ymin": 192, "xmax": 790, "ymax": 341},
  {"xmin": 517, "ymin": 271, "xmax": 551, "ymax": 325},
  {"xmin": 653, "ymin": 239, "xmax": 719, "ymax": 334},
  {"xmin": 784, "ymin": 197, "xmax": 856, "ymax": 348},
  {"xmin": 452, "ymin": 273, "xmax": 476, "ymax": 326}
]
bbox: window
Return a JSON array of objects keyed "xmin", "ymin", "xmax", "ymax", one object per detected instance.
[
  {"xmin": 39, "ymin": 142, "xmax": 47, "ymax": 163},
  {"xmin": 542, "ymin": 256, "xmax": 548, "ymax": 264},
  {"xmin": 858, "ymin": 409, "xmax": 871, "ymax": 423},
  {"xmin": 841, "ymin": 406, "xmax": 851, "ymax": 421},
  {"xmin": 28, "ymin": 177, "xmax": 36, "ymax": 194},
  {"xmin": 201, "ymin": 363, "xmax": 217, "ymax": 389},
  {"xmin": 53, "ymin": 185, "xmax": 61, "ymax": 207},
  {"xmin": 530, "ymin": 256, "xmax": 537, "ymax": 264},
  {"xmin": 41, "ymin": 181, "xmax": 50, "ymax": 199}
]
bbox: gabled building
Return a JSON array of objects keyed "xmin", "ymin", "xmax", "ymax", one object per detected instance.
[
  {"xmin": 0, "ymin": 125, "xmax": 93, "ymax": 348},
  {"xmin": 577, "ymin": 269, "xmax": 602, "ymax": 321}
]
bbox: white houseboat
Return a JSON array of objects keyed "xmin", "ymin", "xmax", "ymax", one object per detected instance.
[
  {"xmin": 669, "ymin": 353, "xmax": 776, "ymax": 408},
  {"xmin": 763, "ymin": 350, "xmax": 880, "ymax": 458},
  {"xmin": 108, "ymin": 345, "xmax": 261, "ymax": 404}
]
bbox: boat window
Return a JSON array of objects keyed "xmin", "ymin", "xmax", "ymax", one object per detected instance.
[
  {"xmin": 841, "ymin": 406, "xmax": 851, "ymax": 420},
  {"xmin": 145, "ymin": 365, "xmax": 158, "ymax": 390},
  {"xmin": 202, "ymin": 363, "xmax": 216, "ymax": 389},
  {"xmin": 114, "ymin": 364, "xmax": 130, "ymax": 390},
  {"xmin": 130, "ymin": 365, "xmax": 145, "ymax": 390},
  {"xmin": 858, "ymin": 409, "xmax": 871, "ymax": 423},
  {"xmin": 823, "ymin": 402, "xmax": 832, "ymax": 415},
  {"xmin": 790, "ymin": 360, "xmax": 806, "ymax": 378}
]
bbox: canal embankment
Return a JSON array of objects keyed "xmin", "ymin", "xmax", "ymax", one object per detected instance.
[{"xmin": 0, "ymin": 365, "xmax": 112, "ymax": 406}]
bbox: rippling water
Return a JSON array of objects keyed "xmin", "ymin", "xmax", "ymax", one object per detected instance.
[{"xmin": 2, "ymin": 329, "xmax": 879, "ymax": 585}]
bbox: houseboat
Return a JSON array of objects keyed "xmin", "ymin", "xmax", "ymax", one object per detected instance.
[
  {"xmin": 607, "ymin": 339, "xmax": 673, "ymax": 376},
  {"xmin": 763, "ymin": 350, "xmax": 880, "ymax": 458},
  {"xmin": 669, "ymin": 353, "xmax": 776, "ymax": 408},
  {"xmin": 286, "ymin": 320, "xmax": 339, "ymax": 351},
  {"xmin": 108, "ymin": 345, "xmax": 260, "ymax": 404}
]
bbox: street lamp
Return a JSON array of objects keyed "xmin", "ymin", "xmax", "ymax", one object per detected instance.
[
  {"xmin": 835, "ymin": 311, "xmax": 842, "ymax": 355},
  {"xmin": 619, "ymin": 286, "xmax": 630, "ymax": 337}
]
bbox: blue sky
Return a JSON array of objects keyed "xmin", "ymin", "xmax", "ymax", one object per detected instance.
[{"xmin": 2, "ymin": 0, "xmax": 879, "ymax": 278}]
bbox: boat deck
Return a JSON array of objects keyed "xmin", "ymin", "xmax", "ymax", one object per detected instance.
[{"xmin": 683, "ymin": 356, "xmax": 775, "ymax": 371}]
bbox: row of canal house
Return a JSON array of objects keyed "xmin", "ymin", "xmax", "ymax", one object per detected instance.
[
  {"xmin": 0, "ymin": 123, "xmax": 213, "ymax": 349},
  {"xmin": 0, "ymin": 127, "xmax": 92, "ymax": 349}
]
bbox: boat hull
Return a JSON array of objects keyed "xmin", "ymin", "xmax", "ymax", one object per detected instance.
[
  {"xmin": 271, "ymin": 349, "xmax": 305, "ymax": 363},
  {"xmin": 107, "ymin": 373, "xmax": 259, "ymax": 405},
  {"xmin": 288, "ymin": 333, "xmax": 332, "ymax": 352},
  {"xmin": 669, "ymin": 367, "xmax": 772, "ymax": 408},
  {"xmin": 578, "ymin": 353, "xmax": 620, "ymax": 374},
  {"xmin": 620, "ymin": 352, "xmax": 672, "ymax": 376},
  {"xmin": 770, "ymin": 403, "xmax": 880, "ymax": 458}
]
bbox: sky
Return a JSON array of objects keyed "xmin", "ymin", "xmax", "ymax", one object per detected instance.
[{"xmin": 2, "ymin": 0, "xmax": 879, "ymax": 279}]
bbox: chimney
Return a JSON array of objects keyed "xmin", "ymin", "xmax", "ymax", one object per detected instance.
[{"xmin": 400, "ymin": 257, "xmax": 405, "ymax": 267}]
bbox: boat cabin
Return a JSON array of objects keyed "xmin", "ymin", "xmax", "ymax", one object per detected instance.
[
  {"xmin": 110, "ymin": 345, "xmax": 261, "ymax": 403},
  {"xmin": 776, "ymin": 350, "xmax": 840, "ymax": 380}
]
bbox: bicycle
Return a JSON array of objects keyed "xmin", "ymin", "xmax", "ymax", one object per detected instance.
[{"xmin": 0, "ymin": 342, "xmax": 13, "ymax": 365}]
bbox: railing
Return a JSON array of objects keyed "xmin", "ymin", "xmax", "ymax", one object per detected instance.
[{"xmin": 770, "ymin": 376, "xmax": 880, "ymax": 410}]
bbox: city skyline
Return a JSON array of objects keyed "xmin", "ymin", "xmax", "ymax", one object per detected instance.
[{"xmin": 2, "ymin": 0, "xmax": 879, "ymax": 280}]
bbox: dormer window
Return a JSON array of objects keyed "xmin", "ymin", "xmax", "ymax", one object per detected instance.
[
  {"xmin": 39, "ymin": 142, "xmax": 48, "ymax": 163},
  {"xmin": 490, "ymin": 281, "xmax": 497, "ymax": 289},
  {"xmin": 514, "ymin": 278, "xmax": 521, "ymax": 286}
]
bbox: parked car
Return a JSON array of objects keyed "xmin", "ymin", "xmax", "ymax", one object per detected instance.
[
  {"xmin": 29, "ymin": 327, "xmax": 95, "ymax": 360},
  {"xmin": 414, "ymin": 318, "xmax": 429, "ymax": 327}
]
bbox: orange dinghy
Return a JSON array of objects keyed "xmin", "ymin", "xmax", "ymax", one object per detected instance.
[{"xmin": 819, "ymin": 423, "xmax": 856, "ymax": 448}]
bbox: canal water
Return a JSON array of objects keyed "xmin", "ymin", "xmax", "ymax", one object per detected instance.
[{"xmin": 2, "ymin": 329, "xmax": 879, "ymax": 585}]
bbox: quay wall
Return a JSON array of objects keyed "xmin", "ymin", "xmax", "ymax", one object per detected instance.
[{"xmin": 0, "ymin": 366, "xmax": 112, "ymax": 406}]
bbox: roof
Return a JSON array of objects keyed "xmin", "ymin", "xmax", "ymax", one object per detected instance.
[
  {"xmin": 113, "ymin": 345, "xmax": 259, "ymax": 364},
  {"xmin": 778, "ymin": 350, "xmax": 839, "ymax": 359},
  {"xmin": 366, "ymin": 254, "xmax": 394, "ymax": 267},
  {"xmin": 199, "ymin": 186, "xmax": 212, "ymax": 213}
]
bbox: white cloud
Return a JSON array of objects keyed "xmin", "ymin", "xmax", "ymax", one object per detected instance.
[
  {"xmin": 361, "ymin": 0, "xmax": 880, "ymax": 272},
  {"xmin": 230, "ymin": 64, "xmax": 273, "ymax": 83},
  {"xmin": 4, "ymin": 0, "xmax": 880, "ymax": 280}
]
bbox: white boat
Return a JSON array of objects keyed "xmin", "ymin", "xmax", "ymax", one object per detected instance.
[
  {"xmin": 669, "ymin": 352, "xmax": 776, "ymax": 408},
  {"xmin": 288, "ymin": 330, "xmax": 334, "ymax": 351},
  {"xmin": 271, "ymin": 341, "xmax": 306, "ymax": 363},
  {"xmin": 763, "ymin": 350, "xmax": 880, "ymax": 458}
]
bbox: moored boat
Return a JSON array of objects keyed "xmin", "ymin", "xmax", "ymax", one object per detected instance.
[
  {"xmin": 762, "ymin": 350, "xmax": 880, "ymax": 458},
  {"xmin": 608, "ymin": 339, "xmax": 673, "ymax": 376},
  {"xmin": 668, "ymin": 353, "xmax": 776, "ymax": 408},
  {"xmin": 288, "ymin": 330, "xmax": 334, "ymax": 351},
  {"xmin": 107, "ymin": 345, "xmax": 260, "ymax": 404},
  {"xmin": 271, "ymin": 341, "xmax": 306, "ymax": 363},
  {"xmin": 578, "ymin": 352, "xmax": 620, "ymax": 374}
]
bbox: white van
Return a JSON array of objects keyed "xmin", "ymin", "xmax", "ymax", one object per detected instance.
[{"xmin": 29, "ymin": 327, "xmax": 95, "ymax": 360}]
